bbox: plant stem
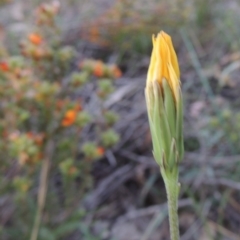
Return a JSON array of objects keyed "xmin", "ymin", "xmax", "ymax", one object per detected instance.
[
  {"xmin": 164, "ymin": 176, "xmax": 180, "ymax": 240},
  {"xmin": 30, "ymin": 140, "xmax": 54, "ymax": 240}
]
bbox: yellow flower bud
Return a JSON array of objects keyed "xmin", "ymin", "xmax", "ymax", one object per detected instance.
[{"xmin": 145, "ymin": 31, "xmax": 184, "ymax": 172}]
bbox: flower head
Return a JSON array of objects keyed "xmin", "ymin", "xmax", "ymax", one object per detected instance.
[
  {"xmin": 96, "ymin": 147, "xmax": 105, "ymax": 157},
  {"xmin": 145, "ymin": 31, "xmax": 184, "ymax": 171},
  {"xmin": 28, "ymin": 33, "xmax": 43, "ymax": 45},
  {"xmin": 0, "ymin": 61, "xmax": 9, "ymax": 72},
  {"xmin": 61, "ymin": 109, "xmax": 78, "ymax": 127},
  {"xmin": 111, "ymin": 65, "xmax": 122, "ymax": 78},
  {"xmin": 93, "ymin": 61, "xmax": 104, "ymax": 77}
]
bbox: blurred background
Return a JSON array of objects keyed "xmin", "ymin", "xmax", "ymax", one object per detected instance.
[{"xmin": 1, "ymin": 0, "xmax": 240, "ymax": 239}]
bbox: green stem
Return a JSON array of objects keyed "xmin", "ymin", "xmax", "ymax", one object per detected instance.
[{"xmin": 164, "ymin": 176, "xmax": 180, "ymax": 240}]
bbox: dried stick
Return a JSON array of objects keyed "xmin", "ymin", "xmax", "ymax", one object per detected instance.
[{"xmin": 30, "ymin": 140, "xmax": 54, "ymax": 240}]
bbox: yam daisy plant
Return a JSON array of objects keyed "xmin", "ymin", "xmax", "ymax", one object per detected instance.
[{"xmin": 145, "ymin": 31, "xmax": 184, "ymax": 240}]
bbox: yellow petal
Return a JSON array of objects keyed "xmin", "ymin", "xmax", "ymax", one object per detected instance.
[
  {"xmin": 160, "ymin": 31, "xmax": 180, "ymax": 80},
  {"xmin": 146, "ymin": 31, "xmax": 180, "ymax": 102},
  {"xmin": 146, "ymin": 36, "xmax": 156, "ymax": 85}
]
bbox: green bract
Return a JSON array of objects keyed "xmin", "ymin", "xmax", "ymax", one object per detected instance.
[{"xmin": 145, "ymin": 79, "xmax": 183, "ymax": 175}]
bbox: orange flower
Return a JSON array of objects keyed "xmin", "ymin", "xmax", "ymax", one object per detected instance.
[
  {"xmin": 89, "ymin": 26, "xmax": 100, "ymax": 43},
  {"xmin": 0, "ymin": 61, "xmax": 9, "ymax": 72},
  {"xmin": 111, "ymin": 65, "xmax": 122, "ymax": 78},
  {"xmin": 61, "ymin": 109, "xmax": 78, "ymax": 127},
  {"xmin": 28, "ymin": 33, "xmax": 43, "ymax": 45},
  {"xmin": 56, "ymin": 100, "xmax": 66, "ymax": 110},
  {"xmin": 56, "ymin": 99, "xmax": 70, "ymax": 110},
  {"xmin": 34, "ymin": 134, "xmax": 45, "ymax": 145},
  {"xmin": 74, "ymin": 103, "xmax": 82, "ymax": 111},
  {"xmin": 26, "ymin": 132, "xmax": 34, "ymax": 139},
  {"xmin": 68, "ymin": 166, "xmax": 78, "ymax": 175},
  {"xmin": 96, "ymin": 147, "xmax": 105, "ymax": 156},
  {"xmin": 93, "ymin": 61, "xmax": 104, "ymax": 77},
  {"xmin": 27, "ymin": 132, "xmax": 45, "ymax": 145}
]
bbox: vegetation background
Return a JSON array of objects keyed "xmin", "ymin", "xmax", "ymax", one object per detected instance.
[{"xmin": 1, "ymin": 0, "xmax": 240, "ymax": 239}]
